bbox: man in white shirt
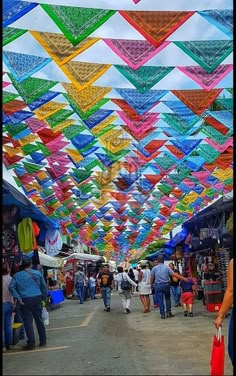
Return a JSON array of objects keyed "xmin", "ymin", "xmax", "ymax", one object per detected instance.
[
  {"xmin": 133, "ymin": 267, "xmax": 139, "ymax": 292},
  {"xmin": 116, "ymin": 266, "xmax": 137, "ymax": 313}
]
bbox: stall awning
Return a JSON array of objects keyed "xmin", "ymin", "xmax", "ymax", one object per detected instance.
[
  {"xmin": 3, "ymin": 179, "xmax": 59, "ymax": 229},
  {"xmin": 38, "ymin": 252, "xmax": 63, "ymax": 268},
  {"xmin": 63, "ymin": 252, "xmax": 104, "ymax": 262}
]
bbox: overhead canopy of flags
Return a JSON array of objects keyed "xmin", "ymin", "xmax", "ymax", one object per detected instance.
[{"xmin": 2, "ymin": 0, "xmax": 233, "ymax": 262}]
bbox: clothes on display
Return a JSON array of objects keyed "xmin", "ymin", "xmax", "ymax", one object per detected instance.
[
  {"xmin": 45, "ymin": 229, "xmax": 63, "ymax": 256},
  {"xmin": 17, "ymin": 217, "xmax": 34, "ymax": 253}
]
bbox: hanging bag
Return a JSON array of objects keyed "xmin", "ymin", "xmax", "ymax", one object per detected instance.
[
  {"xmin": 121, "ymin": 273, "xmax": 131, "ymax": 291},
  {"xmin": 42, "ymin": 306, "xmax": 49, "ymax": 326},
  {"xmin": 210, "ymin": 327, "xmax": 225, "ymax": 376}
]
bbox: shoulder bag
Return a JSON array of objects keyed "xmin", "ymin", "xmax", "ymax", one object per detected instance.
[{"xmin": 121, "ymin": 273, "xmax": 131, "ymax": 291}]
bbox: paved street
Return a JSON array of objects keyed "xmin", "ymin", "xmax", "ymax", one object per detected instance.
[{"xmin": 3, "ymin": 293, "xmax": 233, "ymax": 375}]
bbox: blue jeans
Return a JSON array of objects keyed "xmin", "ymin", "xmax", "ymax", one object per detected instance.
[
  {"xmin": 152, "ymin": 287, "xmax": 158, "ymax": 305},
  {"xmin": 76, "ymin": 283, "xmax": 85, "ymax": 304},
  {"xmin": 2, "ymin": 302, "xmax": 14, "ymax": 347},
  {"xmin": 101, "ymin": 287, "xmax": 111, "ymax": 308},
  {"xmin": 170, "ymin": 286, "xmax": 181, "ymax": 305},
  {"xmin": 89, "ymin": 286, "xmax": 96, "ymax": 299},
  {"xmin": 20, "ymin": 296, "xmax": 46, "ymax": 346},
  {"xmin": 155, "ymin": 283, "xmax": 171, "ymax": 315},
  {"xmin": 228, "ymin": 309, "xmax": 233, "ymax": 366}
]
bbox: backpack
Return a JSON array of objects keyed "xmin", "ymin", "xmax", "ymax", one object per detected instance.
[{"xmin": 121, "ymin": 273, "xmax": 131, "ymax": 291}]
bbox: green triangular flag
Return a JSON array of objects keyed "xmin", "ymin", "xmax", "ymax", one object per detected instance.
[
  {"xmin": 47, "ymin": 108, "xmax": 74, "ymax": 128},
  {"xmin": 41, "ymin": 4, "xmax": 116, "ymax": 45},
  {"xmin": 8, "ymin": 73, "xmax": 58, "ymax": 104},
  {"xmin": 174, "ymin": 40, "xmax": 233, "ymax": 73},
  {"xmin": 3, "ymin": 27, "xmax": 27, "ymax": 46},
  {"xmin": 3, "ymin": 91, "xmax": 19, "ymax": 104},
  {"xmin": 115, "ymin": 65, "xmax": 174, "ymax": 93},
  {"xmin": 23, "ymin": 161, "xmax": 43, "ymax": 174}
]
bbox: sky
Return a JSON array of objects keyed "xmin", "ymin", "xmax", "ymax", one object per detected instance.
[{"xmin": 3, "ymin": 0, "xmax": 233, "ymax": 238}]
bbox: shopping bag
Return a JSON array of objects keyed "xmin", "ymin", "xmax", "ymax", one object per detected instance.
[
  {"xmin": 210, "ymin": 327, "xmax": 225, "ymax": 376},
  {"xmin": 42, "ymin": 306, "xmax": 49, "ymax": 326}
]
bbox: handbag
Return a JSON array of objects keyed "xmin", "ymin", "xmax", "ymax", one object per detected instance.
[
  {"xmin": 121, "ymin": 273, "xmax": 131, "ymax": 291},
  {"xmin": 210, "ymin": 327, "xmax": 225, "ymax": 376}
]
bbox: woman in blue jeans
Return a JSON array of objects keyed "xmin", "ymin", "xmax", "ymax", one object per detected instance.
[
  {"xmin": 2, "ymin": 264, "xmax": 14, "ymax": 351},
  {"xmin": 215, "ymin": 258, "xmax": 233, "ymax": 366}
]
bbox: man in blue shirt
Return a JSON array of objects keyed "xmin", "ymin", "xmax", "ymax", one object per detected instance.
[
  {"xmin": 150, "ymin": 254, "xmax": 183, "ymax": 319},
  {"xmin": 9, "ymin": 256, "xmax": 48, "ymax": 350}
]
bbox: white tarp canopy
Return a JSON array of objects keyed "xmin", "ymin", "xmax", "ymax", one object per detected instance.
[
  {"xmin": 38, "ymin": 252, "xmax": 63, "ymax": 268},
  {"xmin": 63, "ymin": 253, "xmax": 104, "ymax": 262}
]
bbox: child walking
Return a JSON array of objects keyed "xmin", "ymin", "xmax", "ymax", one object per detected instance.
[{"xmin": 179, "ymin": 271, "xmax": 196, "ymax": 317}]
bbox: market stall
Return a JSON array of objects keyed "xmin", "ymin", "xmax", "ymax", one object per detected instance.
[
  {"xmin": 3, "ymin": 179, "xmax": 60, "ymax": 272},
  {"xmin": 38, "ymin": 251, "xmax": 65, "ymax": 308},
  {"xmin": 170, "ymin": 195, "xmax": 233, "ymax": 312},
  {"xmin": 63, "ymin": 253, "xmax": 105, "ymax": 298}
]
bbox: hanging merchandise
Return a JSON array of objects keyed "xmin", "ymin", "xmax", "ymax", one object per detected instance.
[
  {"xmin": 32, "ymin": 221, "xmax": 40, "ymax": 250},
  {"xmin": 200, "ymin": 228, "xmax": 210, "ymax": 240},
  {"xmin": 217, "ymin": 248, "xmax": 230, "ymax": 292},
  {"xmin": 2, "ymin": 224, "xmax": 20, "ymax": 259},
  {"xmin": 45, "ymin": 229, "xmax": 63, "ymax": 256},
  {"xmin": 17, "ymin": 217, "xmax": 34, "ymax": 253}
]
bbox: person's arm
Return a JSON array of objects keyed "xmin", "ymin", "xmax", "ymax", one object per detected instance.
[
  {"xmin": 9, "ymin": 277, "xmax": 23, "ymax": 304},
  {"xmin": 74, "ymin": 273, "xmax": 78, "ymax": 288},
  {"xmin": 97, "ymin": 274, "xmax": 101, "ymax": 287},
  {"xmin": 126, "ymin": 273, "xmax": 137, "ymax": 287},
  {"xmin": 110, "ymin": 274, "xmax": 114, "ymax": 289},
  {"xmin": 171, "ymin": 270, "xmax": 188, "ymax": 282},
  {"xmin": 191, "ymin": 280, "xmax": 197, "ymax": 295},
  {"xmin": 40, "ymin": 275, "xmax": 48, "ymax": 301},
  {"xmin": 150, "ymin": 269, "xmax": 155, "ymax": 285},
  {"xmin": 138, "ymin": 270, "xmax": 143, "ymax": 282},
  {"xmin": 215, "ymin": 259, "xmax": 233, "ymax": 329}
]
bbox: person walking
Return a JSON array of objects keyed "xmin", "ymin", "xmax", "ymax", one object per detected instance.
[
  {"xmin": 98, "ymin": 264, "xmax": 114, "ymax": 312},
  {"xmin": 169, "ymin": 263, "xmax": 181, "ymax": 307},
  {"xmin": 128, "ymin": 268, "xmax": 135, "ymax": 293},
  {"xmin": 139, "ymin": 261, "xmax": 152, "ymax": 313},
  {"xmin": 215, "ymin": 258, "xmax": 233, "ymax": 366},
  {"xmin": 133, "ymin": 267, "xmax": 139, "ymax": 292},
  {"xmin": 2, "ymin": 263, "xmax": 14, "ymax": 352},
  {"xmin": 9, "ymin": 256, "xmax": 48, "ymax": 350},
  {"xmin": 116, "ymin": 266, "xmax": 137, "ymax": 313},
  {"xmin": 89, "ymin": 273, "xmax": 97, "ymax": 300},
  {"xmin": 150, "ymin": 254, "xmax": 183, "ymax": 319},
  {"xmin": 74, "ymin": 266, "xmax": 86, "ymax": 304},
  {"xmin": 151, "ymin": 260, "xmax": 159, "ymax": 308}
]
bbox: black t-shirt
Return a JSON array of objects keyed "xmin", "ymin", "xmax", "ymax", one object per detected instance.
[{"xmin": 98, "ymin": 272, "xmax": 113, "ymax": 287}]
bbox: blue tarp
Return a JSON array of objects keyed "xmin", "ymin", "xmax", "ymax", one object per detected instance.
[
  {"xmin": 3, "ymin": 179, "xmax": 60, "ymax": 230},
  {"xmin": 165, "ymin": 227, "xmax": 188, "ymax": 247}
]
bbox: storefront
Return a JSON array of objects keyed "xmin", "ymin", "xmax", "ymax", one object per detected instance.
[{"xmin": 171, "ymin": 194, "xmax": 233, "ymax": 312}]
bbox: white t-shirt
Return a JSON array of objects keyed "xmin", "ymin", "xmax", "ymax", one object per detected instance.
[
  {"xmin": 133, "ymin": 269, "xmax": 139, "ymax": 281},
  {"xmin": 89, "ymin": 276, "xmax": 96, "ymax": 287},
  {"xmin": 116, "ymin": 272, "xmax": 137, "ymax": 292}
]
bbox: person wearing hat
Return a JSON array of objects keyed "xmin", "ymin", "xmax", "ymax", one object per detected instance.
[
  {"xmin": 138, "ymin": 260, "xmax": 152, "ymax": 313},
  {"xmin": 9, "ymin": 256, "xmax": 48, "ymax": 350}
]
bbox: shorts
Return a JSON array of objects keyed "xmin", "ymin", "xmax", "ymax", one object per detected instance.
[{"xmin": 181, "ymin": 292, "xmax": 194, "ymax": 304}]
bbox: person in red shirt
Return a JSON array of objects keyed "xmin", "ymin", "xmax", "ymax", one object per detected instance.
[{"xmin": 179, "ymin": 271, "xmax": 196, "ymax": 317}]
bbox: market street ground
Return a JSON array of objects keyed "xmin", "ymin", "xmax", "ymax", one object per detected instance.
[{"xmin": 3, "ymin": 293, "xmax": 233, "ymax": 376}]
